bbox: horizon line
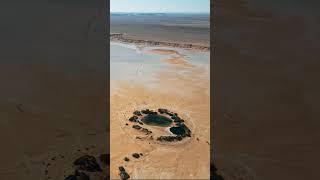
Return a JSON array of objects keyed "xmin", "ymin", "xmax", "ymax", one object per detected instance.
[{"xmin": 110, "ymin": 11, "xmax": 210, "ymax": 14}]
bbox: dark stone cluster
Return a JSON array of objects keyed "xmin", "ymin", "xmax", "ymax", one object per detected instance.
[
  {"xmin": 129, "ymin": 116, "xmax": 139, "ymax": 122},
  {"xmin": 141, "ymin": 109, "xmax": 158, "ymax": 115},
  {"xmin": 132, "ymin": 125, "xmax": 152, "ymax": 135},
  {"xmin": 119, "ymin": 166, "xmax": 130, "ymax": 180},
  {"xmin": 128, "ymin": 108, "xmax": 192, "ymax": 142},
  {"xmin": 157, "ymin": 136, "xmax": 183, "ymax": 142},
  {"xmin": 132, "ymin": 153, "xmax": 140, "ymax": 158}
]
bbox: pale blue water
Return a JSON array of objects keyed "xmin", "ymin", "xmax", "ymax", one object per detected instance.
[
  {"xmin": 110, "ymin": 42, "xmax": 210, "ymax": 83},
  {"xmin": 111, "ymin": 42, "xmax": 170, "ymax": 82}
]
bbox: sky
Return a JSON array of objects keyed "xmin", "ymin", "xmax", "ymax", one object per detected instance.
[{"xmin": 110, "ymin": 0, "xmax": 210, "ymax": 13}]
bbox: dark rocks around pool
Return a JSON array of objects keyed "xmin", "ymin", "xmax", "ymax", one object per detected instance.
[
  {"xmin": 133, "ymin": 110, "xmax": 142, "ymax": 116},
  {"xmin": 157, "ymin": 136, "xmax": 183, "ymax": 142},
  {"xmin": 132, "ymin": 125, "xmax": 142, "ymax": 130},
  {"xmin": 141, "ymin": 109, "xmax": 152, "ymax": 114},
  {"xmin": 141, "ymin": 128, "xmax": 152, "ymax": 135},
  {"xmin": 119, "ymin": 166, "xmax": 130, "ymax": 180},
  {"xmin": 158, "ymin": 108, "xmax": 168, "ymax": 114},
  {"xmin": 73, "ymin": 155, "xmax": 102, "ymax": 172},
  {"xmin": 129, "ymin": 116, "xmax": 138, "ymax": 122}
]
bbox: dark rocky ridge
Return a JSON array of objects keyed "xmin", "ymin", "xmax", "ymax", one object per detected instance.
[{"xmin": 110, "ymin": 33, "xmax": 210, "ymax": 51}]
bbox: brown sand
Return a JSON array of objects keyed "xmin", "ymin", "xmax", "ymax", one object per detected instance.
[
  {"xmin": 110, "ymin": 49, "xmax": 210, "ymax": 179},
  {"xmin": 0, "ymin": 1, "xmax": 108, "ymax": 179},
  {"xmin": 213, "ymin": 1, "xmax": 320, "ymax": 179}
]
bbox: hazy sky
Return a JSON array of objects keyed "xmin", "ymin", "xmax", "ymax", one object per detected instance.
[{"xmin": 111, "ymin": 0, "xmax": 210, "ymax": 13}]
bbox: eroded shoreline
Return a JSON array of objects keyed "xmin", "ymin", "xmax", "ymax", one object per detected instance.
[{"xmin": 110, "ymin": 33, "xmax": 210, "ymax": 52}]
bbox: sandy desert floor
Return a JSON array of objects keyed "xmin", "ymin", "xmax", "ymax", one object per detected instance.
[{"xmin": 110, "ymin": 46, "xmax": 210, "ymax": 179}]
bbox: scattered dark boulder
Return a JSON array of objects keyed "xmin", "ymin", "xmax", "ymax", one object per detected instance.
[
  {"xmin": 132, "ymin": 125, "xmax": 142, "ymax": 130},
  {"xmin": 99, "ymin": 154, "xmax": 110, "ymax": 166},
  {"xmin": 138, "ymin": 121, "xmax": 144, "ymax": 125},
  {"xmin": 73, "ymin": 155, "xmax": 102, "ymax": 172},
  {"xmin": 119, "ymin": 166, "xmax": 125, "ymax": 172},
  {"xmin": 119, "ymin": 166, "xmax": 130, "ymax": 180},
  {"xmin": 132, "ymin": 153, "xmax": 140, "ymax": 158},
  {"xmin": 133, "ymin": 111, "xmax": 142, "ymax": 116},
  {"xmin": 125, "ymin": 123, "xmax": 128, "ymax": 126},
  {"xmin": 139, "ymin": 153, "xmax": 143, "ymax": 156},
  {"xmin": 124, "ymin": 157, "xmax": 129, "ymax": 161},
  {"xmin": 129, "ymin": 116, "xmax": 138, "ymax": 122}
]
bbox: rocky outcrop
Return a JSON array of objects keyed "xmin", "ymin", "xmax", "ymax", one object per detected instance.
[
  {"xmin": 110, "ymin": 33, "xmax": 210, "ymax": 51},
  {"xmin": 119, "ymin": 166, "xmax": 130, "ymax": 180},
  {"xmin": 132, "ymin": 153, "xmax": 140, "ymax": 159}
]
